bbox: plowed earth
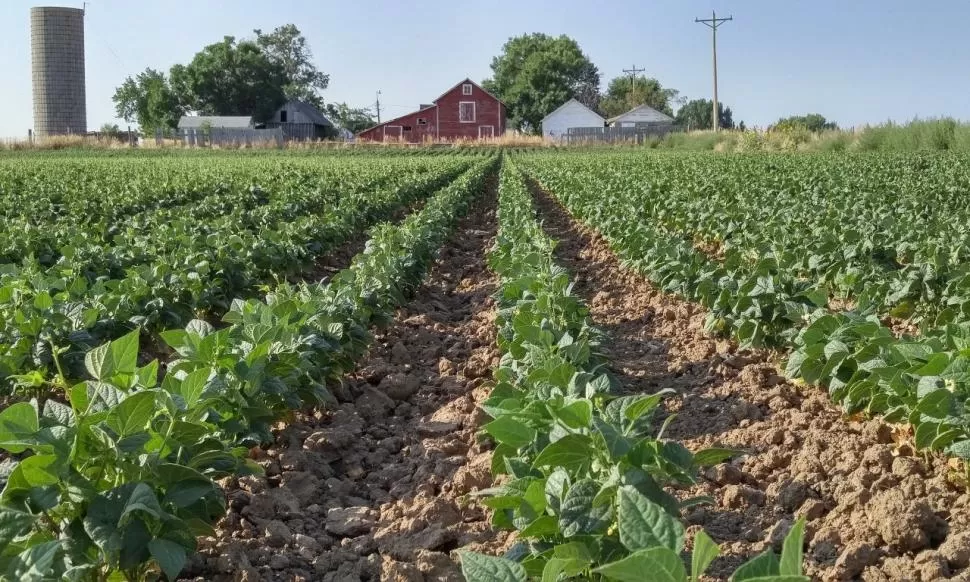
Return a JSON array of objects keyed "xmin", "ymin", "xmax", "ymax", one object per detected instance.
[
  {"xmin": 177, "ymin": 173, "xmax": 970, "ymax": 582},
  {"xmin": 528, "ymin": 182, "xmax": 970, "ymax": 582},
  {"xmin": 181, "ymin": 187, "xmax": 507, "ymax": 582}
]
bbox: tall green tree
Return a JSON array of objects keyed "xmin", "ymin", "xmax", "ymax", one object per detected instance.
[
  {"xmin": 175, "ymin": 36, "xmax": 287, "ymax": 122},
  {"xmin": 112, "ymin": 68, "xmax": 186, "ymax": 132},
  {"xmin": 774, "ymin": 113, "xmax": 837, "ymax": 132},
  {"xmin": 598, "ymin": 76, "xmax": 679, "ymax": 119},
  {"xmin": 255, "ymin": 24, "xmax": 330, "ymax": 108},
  {"xmin": 325, "ymin": 102, "xmax": 376, "ymax": 134},
  {"xmin": 112, "ymin": 25, "xmax": 329, "ymax": 130},
  {"xmin": 674, "ymin": 98, "xmax": 734, "ymax": 130},
  {"xmin": 483, "ymin": 33, "xmax": 600, "ymax": 133}
]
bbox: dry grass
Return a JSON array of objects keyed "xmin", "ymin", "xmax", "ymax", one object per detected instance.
[{"xmin": 0, "ymin": 134, "xmax": 133, "ymax": 151}]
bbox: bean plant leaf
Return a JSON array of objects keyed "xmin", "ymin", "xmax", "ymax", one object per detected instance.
[
  {"xmin": 106, "ymin": 392, "xmax": 157, "ymax": 438},
  {"xmin": 780, "ymin": 518, "xmax": 806, "ymax": 576},
  {"xmin": 541, "ymin": 557, "xmax": 586, "ymax": 582},
  {"xmin": 0, "ymin": 402, "xmax": 39, "ymax": 453},
  {"xmin": 0, "ymin": 507, "xmax": 36, "ymax": 547},
  {"xmin": 149, "ymin": 538, "xmax": 188, "ymax": 581},
  {"xmin": 593, "ymin": 546, "xmax": 686, "ymax": 582},
  {"xmin": 85, "ymin": 341, "xmax": 112, "ymax": 381},
  {"xmin": 5, "ymin": 540, "xmax": 62, "ymax": 582},
  {"xmin": 732, "ymin": 551, "xmax": 780, "ymax": 580},
  {"xmin": 617, "ymin": 486, "xmax": 685, "ymax": 552},
  {"xmin": 691, "ymin": 530, "xmax": 720, "ymax": 581},
  {"xmin": 533, "ymin": 434, "xmax": 594, "ymax": 471},
  {"xmin": 559, "ymin": 479, "xmax": 613, "ymax": 537},
  {"xmin": 459, "ymin": 551, "xmax": 528, "ymax": 582},
  {"xmin": 485, "ymin": 416, "xmax": 537, "ymax": 449}
]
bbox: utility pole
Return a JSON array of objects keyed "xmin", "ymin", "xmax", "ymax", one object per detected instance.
[
  {"xmin": 695, "ymin": 10, "xmax": 732, "ymax": 132},
  {"xmin": 375, "ymin": 91, "xmax": 382, "ymax": 124},
  {"xmin": 622, "ymin": 64, "xmax": 645, "ymax": 92}
]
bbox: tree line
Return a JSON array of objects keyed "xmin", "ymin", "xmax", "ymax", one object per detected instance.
[
  {"xmin": 113, "ymin": 28, "xmax": 836, "ymax": 136},
  {"xmin": 483, "ymin": 33, "xmax": 838, "ymax": 134},
  {"xmin": 113, "ymin": 25, "xmax": 375, "ymax": 134},
  {"xmin": 481, "ymin": 33, "xmax": 736, "ymax": 132}
]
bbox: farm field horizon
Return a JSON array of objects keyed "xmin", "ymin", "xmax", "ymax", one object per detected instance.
[{"xmin": 1, "ymin": 147, "xmax": 970, "ymax": 581}]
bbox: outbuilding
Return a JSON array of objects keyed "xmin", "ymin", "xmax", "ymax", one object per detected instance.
[
  {"xmin": 541, "ymin": 98, "xmax": 604, "ymax": 141},
  {"xmin": 177, "ymin": 116, "xmax": 254, "ymax": 130},
  {"xmin": 265, "ymin": 101, "xmax": 335, "ymax": 140},
  {"xmin": 607, "ymin": 104, "xmax": 675, "ymax": 129},
  {"xmin": 358, "ymin": 78, "xmax": 506, "ymax": 143}
]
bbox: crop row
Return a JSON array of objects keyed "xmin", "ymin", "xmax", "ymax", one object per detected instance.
[
  {"xmin": 519, "ymin": 151, "xmax": 970, "ymax": 325},
  {"xmin": 460, "ymin": 160, "xmax": 807, "ymax": 582},
  {"xmin": 0, "ymin": 158, "xmax": 473, "ymax": 393},
  {"xmin": 0, "ymin": 156, "xmax": 464, "ymax": 267},
  {"xmin": 0, "ymin": 157, "xmax": 496, "ymax": 581},
  {"xmin": 517, "ymin": 152, "xmax": 970, "ymax": 470}
]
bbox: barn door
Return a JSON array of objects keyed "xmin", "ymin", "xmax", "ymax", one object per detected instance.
[
  {"xmin": 385, "ymin": 126, "xmax": 403, "ymax": 141},
  {"xmin": 478, "ymin": 125, "xmax": 494, "ymax": 139}
]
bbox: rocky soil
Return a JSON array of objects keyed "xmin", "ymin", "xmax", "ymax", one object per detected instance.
[
  {"xmin": 529, "ymin": 182, "xmax": 970, "ymax": 582},
  {"xmin": 181, "ymin": 187, "xmax": 507, "ymax": 581}
]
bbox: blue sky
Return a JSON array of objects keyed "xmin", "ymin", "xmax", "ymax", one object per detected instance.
[{"xmin": 1, "ymin": 0, "xmax": 967, "ymax": 137}]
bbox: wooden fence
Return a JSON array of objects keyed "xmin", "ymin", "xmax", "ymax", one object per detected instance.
[
  {"xmin": 156, "ymin": 127, "xmax": 284, "ymax": 148},
  {"xmin": 565, "ymin": 124, "xmax": 677, "ymax": 144}
]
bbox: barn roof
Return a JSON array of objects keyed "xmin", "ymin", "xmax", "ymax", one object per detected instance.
[
  {"xmin": 357, "ymin": 77, "xmax": 507, "ymax": 137},
  {"xmin": 358, "ymin": 104, "xmax": 437, "ymax": 135},
  {"xmin": 542, "ymin": 98, "xmax": 604, "ymax": 122},
  {"xmin": 276, "ymin": 101, "xmax": 333, "ymax": 127},
  {"xmin": 607, "ymin": 104, "xmax": 674, "ymax": 125},
  {"xmin": 432, "ymin": 78, "xmax": 506, "ymax": 106},
  {"xmin": 178, "ymin": 116, "xmax": 253, "ymax": 129}
]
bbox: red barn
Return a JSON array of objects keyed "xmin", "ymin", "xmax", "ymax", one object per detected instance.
[{"xmin": 358, "ymin": 78, "xmax": 506, "ymax": 143}]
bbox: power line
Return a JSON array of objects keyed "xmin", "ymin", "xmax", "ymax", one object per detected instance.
[
  {"xmin": 622, "ymin": 64, "xmax": 645, "ymax": 92},
  {"xmin": 695, "ymin": 10, "xmax": 732, "ymax": 132}
]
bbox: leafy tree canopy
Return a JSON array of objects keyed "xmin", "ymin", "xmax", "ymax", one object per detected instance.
[
  {"xmin": 599, "ymin": 76, "xmax": 679, "ymax": 119},
  {"xmin": 113, "ymin": 25, "xmax": 329, "ymax": 130},
  {"xmin": 483, "ymin": 33, "xmax": 600, "ymax": 133},
  {"xmin": 173, "ymin": 36, "xmax": 286, "ymax": 123},
  {"xmin": 112, "ymin": 68, "xmax": 186, "ymax": 133},
  {"xmin": 674, "ymin": 98, "xmax": 734, "ymax": 130},
  {"xmin": 255, "ymin": 24, "xmax": 330, "ymax": 108},
  {"xmin": 774, "ymin": 113, "xmax": 837, "ymax": 132},
  {"xmin": 325, "ymin": 102, "xmax": 376, "ymax": 134}
]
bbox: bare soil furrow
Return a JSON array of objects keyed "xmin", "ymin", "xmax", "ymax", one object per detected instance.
[
  {"xmin": 182, "ymin": 184, "xmax": 506, "ymax": 582},
  {"xmin": 528, "ymin": 180, "xmax": 970, "ymax": 582}
]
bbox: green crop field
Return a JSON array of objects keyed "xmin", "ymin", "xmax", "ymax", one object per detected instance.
[{"xmin": 0, "ymin": 149, "xmax": 967, "ymax": 582}]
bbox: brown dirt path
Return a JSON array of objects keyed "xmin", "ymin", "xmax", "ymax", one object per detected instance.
[
  {"xmin": 181, "ymin": 183, "xmax": 507, "ymax": 582},
  {"xmin": 529, "ymin": 181, "xmax": 970, "ymax": 582}
]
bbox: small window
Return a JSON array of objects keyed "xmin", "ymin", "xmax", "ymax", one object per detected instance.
[
  {"xmin": 403, "ymin": 125, "xmax": 412, "ymax": 131},
  {"xmin": 459, "ymin": 102, "xmax": 476, "ymax": 123},
  {"xmin": 462, "ymin": 83, "xmax": 473, "ymax": 95},
  {"xmin": 417, "ymin": 118, "xmax": 427, "ymax": 125},
  {"xmin": 280, "ymin": 110, "xmax": 287, "ymax": 123}
]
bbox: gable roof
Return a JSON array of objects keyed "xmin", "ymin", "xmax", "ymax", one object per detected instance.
[
  {"xmin": 607, "ymin": 104, "xmax": 674, "ymax": 124},
  {"xmin": 277, "ymin": 100, "xmax": 333, "ymax": 127},
  {"xmin": 432, "ymin": 78, "xmax": 506, "ymax": 107},
  {"xmin": 178, "ymin": 115, "xmax": 253, "ymax": 129},
  {"xmin": 357, "ymin": 104, "xmax": 437, "ymax": 135},
  {"xmin": 357, "ymin": 77, "xmax": 506, "ymax": 136},
  {"xmin": 542, "ymin": 98, "xmax": 604, "ymax": 123}
]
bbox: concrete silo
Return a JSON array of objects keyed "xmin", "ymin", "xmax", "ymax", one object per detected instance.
[{"xmin": 31, "ymin": 6, "xmax": 87, "ymax": 137}]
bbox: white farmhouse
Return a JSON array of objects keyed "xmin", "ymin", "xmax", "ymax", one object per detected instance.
[
  {"xmin": 607, "ymin": 104, "xmax": 675, "ymax": 128},
  {"xmin": 541, "ymin": 98, "xmax": 605, "ymax": 141}
]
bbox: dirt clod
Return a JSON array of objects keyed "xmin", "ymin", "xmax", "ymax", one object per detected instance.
[{"xmin": 866, "ymin": 489, "xmax": 947, "ymax": 552}]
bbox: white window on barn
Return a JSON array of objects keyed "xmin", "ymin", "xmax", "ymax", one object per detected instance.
[
  {"xmin": 462, "ymin": 83, "xmax": 473, "ymax": 95},
  {"xmin": 459, "ymin": 102, "xmax": 476, "ymax": 123},
  {"xmin": 280, "ymin": 110, "xmax": 288, "ymax": 122},
  {"xmin": 417, "ymin": 118, "xmax": 427, "ymax": 125}
]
